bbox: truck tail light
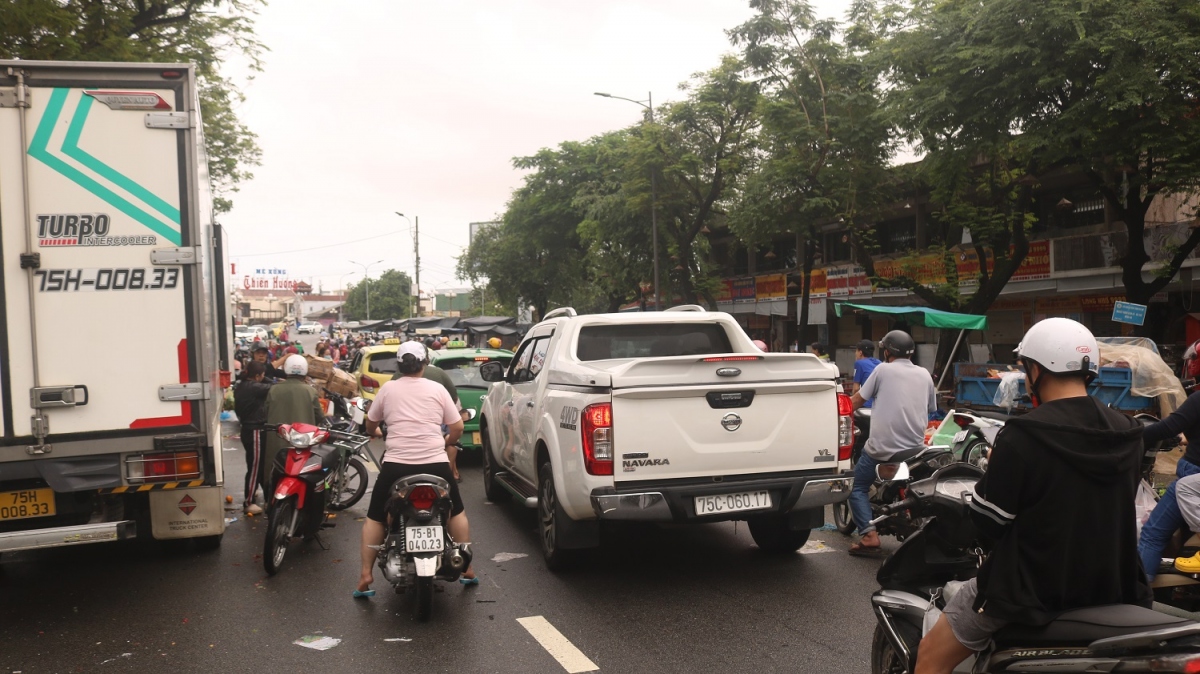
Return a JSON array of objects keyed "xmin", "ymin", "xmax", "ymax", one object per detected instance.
[
  {"xmin": 359, "ymin": 375, "xmax": 378, "ymax": 394},
  {"xmin": 127, "ymin": 451, "xmax": 202, "ymax": 483},
  {"xmin": 837, "ymin": 393, "xmax": 854, "ymax": 461},
  {"xmin": 581, "ymin": 403, "xmax": 614, "ymax": 476}
]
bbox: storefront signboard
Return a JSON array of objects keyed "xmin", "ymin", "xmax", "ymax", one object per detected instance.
[{"xmin": 754, "ymin": 274, "xmax": 787, "ymax": 300}]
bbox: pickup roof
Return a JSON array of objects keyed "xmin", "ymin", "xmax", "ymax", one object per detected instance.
[{"xmin": 478, "ymin": 306, "xmax": 853, "ymax": 569}]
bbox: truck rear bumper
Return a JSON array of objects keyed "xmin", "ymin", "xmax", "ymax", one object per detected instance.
[
  {"xmin": 590, "ymin": 475, "xmax": 851, "ymax": 522},
  {"xmin": 0, "ymin": 520, "xmax": 137, "ymax": 553}
]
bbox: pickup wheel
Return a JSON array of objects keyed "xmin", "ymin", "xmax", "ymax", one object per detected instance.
[
  {"xmin": 538, "ymin": 461, "xmax": 577, "ymax": 571},
  {"xmin": 481, "ymin": 429, "xmax": 504, "ymax": 503},
  {"xmin": 748, "ymin": 515, "xmax": 811, "ymax": 553}
]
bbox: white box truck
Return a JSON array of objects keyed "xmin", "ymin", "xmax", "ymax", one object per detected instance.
[{"xmin": 0, "ymin": 60, "xmax": 232, "ymax": 552}]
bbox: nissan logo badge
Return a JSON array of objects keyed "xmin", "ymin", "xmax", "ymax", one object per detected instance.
[
  {"xmin": 716, "ymin": 367, "xmax": 741, "ymax": 377},
  {"xmin": 721, "ymin": 413, "xmax": 742, "ymax": 432}
]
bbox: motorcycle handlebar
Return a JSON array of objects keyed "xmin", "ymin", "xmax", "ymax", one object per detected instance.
[{"xmin": 879, "ymin": 495, "xmax": 920, "ymax": 516}]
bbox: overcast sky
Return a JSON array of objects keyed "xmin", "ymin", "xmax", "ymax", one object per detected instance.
[{"xmin": 220, "ymin": 0, "xmax": 849, "ymax": 296}]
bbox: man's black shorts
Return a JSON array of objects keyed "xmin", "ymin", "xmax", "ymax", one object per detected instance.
[{"xmin": 367, "ymin": 461, "xmax": 463, "ymax": 522}]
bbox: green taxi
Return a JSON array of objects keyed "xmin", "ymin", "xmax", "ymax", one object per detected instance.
[{"xmin": 429, "ymin": 346, "xmax": 514, "ymax": 451}]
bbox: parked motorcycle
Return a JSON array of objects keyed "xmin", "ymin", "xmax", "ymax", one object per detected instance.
[
  {"xmin": 946, "ymin": 410, "xmax": 1008, "ymax": 470},
  {"xmin": 833, "ymin": 406, "xmax": 953, "ymax": 537},
  {"xmin": 262, "ymin": 423, "xmax": 372, "ymax": 575},
  {"xmin": 869, "ymin": 463, "xmax": 1200, "ymax": 674},
  {"xmin": 375, "ymin": 473, "xmax": 474, "ymax": 621}
]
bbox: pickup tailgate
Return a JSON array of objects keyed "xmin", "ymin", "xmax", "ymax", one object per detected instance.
[{"xmin": 605, "ymin": 355, "xmax": 840, "ymax": 481}]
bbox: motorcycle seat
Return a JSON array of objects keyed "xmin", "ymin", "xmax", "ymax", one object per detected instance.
[{"xmin": 991, "ymin": 604, "xmax": 1192, "ymax": 648}]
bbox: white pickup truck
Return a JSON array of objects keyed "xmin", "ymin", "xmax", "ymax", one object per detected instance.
[{"xmin": 477, "ymin": 306, "xmax": 853, "ymax": 569}]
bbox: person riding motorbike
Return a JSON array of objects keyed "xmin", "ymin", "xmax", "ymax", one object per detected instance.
[
  {"xmin": 848, "ymin": 330, "xmax": 937, "ymax": 556},
  {"xmin": 1172, "ymin": 472, "xmax": 1200, "ymax": 572},
  {"xmin": 1136, "ymin": 389, "xmax": 1200, "ymax": 580},
  {"xmin": 915, "ymin": 318, "xmax": 1151, "ymax": 674},
  {"xmin": 355, "ymin": 341, "xmax": 477, "ymax": 598},
  {"xmin": 262, "ymin": 355, "xmax": 324, "ymax": 493}
]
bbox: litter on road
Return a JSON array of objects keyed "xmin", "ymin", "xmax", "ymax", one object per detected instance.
[
  {"xmin": 798, "ymin": 540, "xmax": 835, "ymax": 555},
  {"xmin": 491, "ymin": 552, "xmax": 528, "ymax": 563},
  {"xmin": 383, "ymin": 638, "xmax": 413, "ymax": 642},
  {"xmin": 294, "ymin": 635, "xmax": 341, "ymax": 651}
]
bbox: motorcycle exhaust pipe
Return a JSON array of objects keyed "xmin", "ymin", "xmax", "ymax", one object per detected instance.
[{"xmin": 448, "ymin": 542, "xmax": 473, "ymax": 572}]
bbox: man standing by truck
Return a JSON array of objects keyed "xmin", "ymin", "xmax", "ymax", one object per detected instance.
[{"xmin": 235, "ymin": 361, "xmax": 271, "ymax": 516}]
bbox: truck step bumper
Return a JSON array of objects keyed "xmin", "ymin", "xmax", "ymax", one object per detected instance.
[
  {"xmin": 788, "ymin": 477, "xmax": 852, "ymax": 512},
  {"xmin": 494, "ymin": 472, "xmax": 538, "ymax": 508},
  {"xmin": 591, "ymin": 492, "xmax": 671, "ymax": 521},
  {"xmin": 0, "ymin": 520, "xmax": 137, "ymax": 553}
]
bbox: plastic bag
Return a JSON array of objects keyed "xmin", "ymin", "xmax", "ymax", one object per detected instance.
[
  {"xmin": 992, "ymin": 371, "xmax": 1026, "ymax": 411},
  {"xmin": 1135, "ymin": 479, "xmax": 1158, "ymax": 541},
  {"xmin": 1097, "ymin": 342, "xmax": 1187, "ymax": 415}
]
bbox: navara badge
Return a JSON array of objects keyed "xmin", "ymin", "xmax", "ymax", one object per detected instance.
[{"xmin": 721, "ymin": 413, "xmax": 742, "ymax": 432}]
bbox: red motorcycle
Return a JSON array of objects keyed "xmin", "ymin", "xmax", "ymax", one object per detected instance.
[{"xmin": 263, "ymin": 423, "xmax": 371, "ymax": 575}]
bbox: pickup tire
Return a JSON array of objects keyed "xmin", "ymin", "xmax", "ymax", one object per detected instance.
[
  {"xmin": 538, "ymin": 461, "xmax": 577, "ymax": 571},
  {"xmin": 748, "ymin": 514, "xmax": 811, "ymax": 553},
  {"xmin": 481, "ymin": 428, "xmax": 504, "ymax": 504}
]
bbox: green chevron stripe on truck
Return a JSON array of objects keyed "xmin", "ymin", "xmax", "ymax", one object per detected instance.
[
  {"xmin": 27, "ymin": 88, "xmax": 182, "ymax": 246},
  {"xmin": 64, "ymin": 94, "xmax": 182, "ymax": 224}
]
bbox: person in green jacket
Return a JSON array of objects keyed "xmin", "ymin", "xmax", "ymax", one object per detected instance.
[{"xmin": 262, "ymin": 355, "xmax": 325, "ymax": 493}]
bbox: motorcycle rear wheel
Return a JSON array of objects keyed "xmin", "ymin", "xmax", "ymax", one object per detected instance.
[
  {"xmin": 263, "ymin": 499, "xmax": 296, "ymax": 576},
  {"xmin": 870, "ymin": 621, "xmax": 918, "ymax": 674},
  {"xmin": 833, "ymin": 501, "xmax": 856, "ymax": 535},
  {"xmin": 961, "ymin": 439, "xmax": 989, "ymax": 469},
  {"xmin": 328, "ymin": 458, "xmax": 368, "ymax": 511},
  {"xmin": 413, "ymin": 576, "xmax": 434, "ymax": 621}
]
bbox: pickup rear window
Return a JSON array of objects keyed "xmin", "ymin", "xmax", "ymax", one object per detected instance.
[{"xmin": 576, "ymin": 323, "xmax": 733, "ymax": 361}]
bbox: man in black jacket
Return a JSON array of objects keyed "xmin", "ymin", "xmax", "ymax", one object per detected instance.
[
  {"xmin": 916, "ymin": 318, "xmax": 1151, "ymax": 674},
  {"xmin": 235, "ymin": 361, "xmax": 271, "ymax": 516}
]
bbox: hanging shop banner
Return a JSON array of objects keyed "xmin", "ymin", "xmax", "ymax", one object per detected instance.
[
  {"xmin": 806, "ymin": 297, "xmax": 828, "ymax": 325},
  {"xmin": 809, "ymin": 268, "xmax": 828, "ymax": 297},
  {"xmin": 1080, "ymin": 293, "xmax": 1126, "ymax": 314},
  {"xmin": 826, "ymin": 264, "xmax": 872, "ymax": 297},
  {"xmin": 874, "ymin": 252, "xmax": 948, "ymax": 293},
  {"xmin": 988, "ymin": 297, "xmax": 1033, "ymax": 312},
  {"xmin": 1035, "ymin": 295, "xmax": 1082, "ymax": 313},
  {"xmin": 716, "ymin": 278, "xmax": 733, "ymax": 304},
  {"xmin": 731, "ymin": 277, "xmax": 756, "ymax": 313},
  {"xmin": 955, "ymin": 240, "xmax": 1052, "ymax": 286},
  {"xmin": 755, "ymin": 274, "xmax": 787, "ymax": 301}
]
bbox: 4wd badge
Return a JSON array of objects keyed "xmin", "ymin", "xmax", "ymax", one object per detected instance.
[{"xmin": 177, "ymin": 494, "xmax": 197, "ymax": 516}]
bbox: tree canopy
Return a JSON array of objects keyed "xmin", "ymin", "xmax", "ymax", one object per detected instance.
[
  {"xmin": 341, "ymin": 269, "xmax": 412, "ymax": 322},
  {"xmin": 1, "ymin": 0, "xmax": 265, "ymax": 214}
]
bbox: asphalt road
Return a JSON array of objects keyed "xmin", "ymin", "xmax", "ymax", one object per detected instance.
[{"xmin": 1, "ymin": 335, "xmax": 894, "ymax": 673}]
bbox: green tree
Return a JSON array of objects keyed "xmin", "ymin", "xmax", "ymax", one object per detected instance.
[
  {"xmin": 0, "ymin": 0, "xmax": 265, "ymax": 213},
  {"xmin": 886, "ymin": 0, "xmax": 1200, "ymax": 307},
  {"xmin": 342, "ymin": 269, "xmax": 412, "ymax": 322}
]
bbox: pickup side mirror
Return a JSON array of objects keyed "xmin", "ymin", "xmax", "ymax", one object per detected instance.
[{"xmin": 479, "ymin": 361, "xmax": 506, "ymax": 382}]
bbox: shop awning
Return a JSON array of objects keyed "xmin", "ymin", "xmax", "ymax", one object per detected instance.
[{"xmin": 834, "ymin": 303, "xmax": 988, "ymax": 331}]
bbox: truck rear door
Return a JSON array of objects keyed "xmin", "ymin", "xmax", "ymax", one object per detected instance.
[{"xmin": 0, "ymin": 81, "xmax": 200, "ymax": 453}]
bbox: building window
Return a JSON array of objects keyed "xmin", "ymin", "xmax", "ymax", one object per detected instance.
[
  {"xmin": 821, "ymin": 230, "xmax": 853, "ymax": 263},
  {"xmin": 1037, "ymin": 188, "xmax": 1107, "ymax": 230},
  {"xmin": 876, "ymin": 217, "xmax": 917, "ymax": 255}
]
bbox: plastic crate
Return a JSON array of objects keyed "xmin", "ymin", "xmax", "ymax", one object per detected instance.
[{"xmin": 953, "ymin": 364, "xmax": 1151, "ymax": 411}]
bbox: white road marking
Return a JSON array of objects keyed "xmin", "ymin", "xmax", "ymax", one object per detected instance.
[{"xmin": 517, "ymin": 616, "xmax": 598, "ymax": 673}]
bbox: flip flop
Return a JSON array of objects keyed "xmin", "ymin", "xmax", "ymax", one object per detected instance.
[
  {"xmin": 848, "ymin": 543, "xmax": 884, "ymax": 557},
  {"xmin": 352, "ymin": 589, "xmax": 375, "ymax": 598},
  {"xmin": 459, "ymin": 576, "xmax": 479, "ymax": 586}
]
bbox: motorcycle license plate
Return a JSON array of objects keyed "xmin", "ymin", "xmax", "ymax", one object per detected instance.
[
  {"xmin": 694, "ymin": 491, "xmax": 772, "ymax": 516},
  {"xmin": 471, "ymin": 431, "xmax": 481, "ymax": 445},
  {"xmin": 0, "ymin": 488, "xmax": 56, "ymax": 521},
  {"xmin": 952, "ymin": 430, "xmax": 968, "ymax": 444},
  {"xmin": 405, "ymin": 526, "xmax": 444, "ymax": 553}
]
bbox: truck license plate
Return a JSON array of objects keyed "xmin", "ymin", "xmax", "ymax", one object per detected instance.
[
  {"xmin": 405, "ymin": 526, "xmax": 444, "ymax": 553},
  {"xmin": 694, "ymin": 491, "xmax": 772, "ymax": 516},
  {"xmin": 0, "ymin": 488, "xmax": 56, "ymax": 521}
]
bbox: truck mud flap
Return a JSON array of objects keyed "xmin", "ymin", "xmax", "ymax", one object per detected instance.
[{"xmin": 149, "ymin": 486, "xmax": 224, "ymax": 539}]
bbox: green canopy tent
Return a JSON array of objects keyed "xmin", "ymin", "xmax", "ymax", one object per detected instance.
[{"xmin": 833, "ymin": 303, "xmax": 989, "ymax": 389}]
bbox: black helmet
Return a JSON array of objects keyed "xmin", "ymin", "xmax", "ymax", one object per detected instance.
[
  {"xmin": 879, "ymin": 330, "xmax": 915, "ymax": 359},
  {"xmin": 252, "ymin": 340, "xmax": 269, "ymax": 353},
  {"xmin": 855, "ymin": 339, "xmax": 876, "ymax": 357}
]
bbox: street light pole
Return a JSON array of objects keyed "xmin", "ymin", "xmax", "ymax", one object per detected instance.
[
  {"xmin": 396, "ymin": 212, "xmax": 420, "ymax": 317},
  {"xmin": 595, "ymin": 91, "xmax": 660, "ymax": 311},
  {"xmin": 350, "ymin": 259, "xmax": 384, "ymax": 320}
]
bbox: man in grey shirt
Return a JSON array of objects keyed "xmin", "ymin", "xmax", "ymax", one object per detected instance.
[{"xmin": 847, "ymin": 330, "xmax": 937, "ymax": 555}]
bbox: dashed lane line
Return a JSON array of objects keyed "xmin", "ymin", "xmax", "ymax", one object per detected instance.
[{"xmin": 517, "ymin": 616, "xmax": 599, "ymax": 673}]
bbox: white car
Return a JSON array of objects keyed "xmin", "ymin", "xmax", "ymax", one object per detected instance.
[
  {"xmin": 238, "ymin": 325, "xmax": 269, "ymax": 342},
  {"xmin": 298, "ymin": 322, "xmax": 323, "ymax": 335},
  {"xmin": 478, "ymin": 306, "xmax": 852, "ymax": 569}
]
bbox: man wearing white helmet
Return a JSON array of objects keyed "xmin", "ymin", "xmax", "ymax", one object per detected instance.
[
  {"xmin": 917, "ymin": 318, "xmax": 1150, "ymax": 674},
  {"xmin": 262, "ymin": 354, "xmax": 325, "ymax": 491}
]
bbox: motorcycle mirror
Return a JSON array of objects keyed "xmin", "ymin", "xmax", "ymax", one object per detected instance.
[
  {"xmin": 876, "ymin": 462, "xmax": 910, "ymax": 483},
  {"xmin": 465, "ymin": 408, "xmax": 478, "ymax": 421}
]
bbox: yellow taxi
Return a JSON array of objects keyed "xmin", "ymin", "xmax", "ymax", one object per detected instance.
[{"xmin": 348, "ymin": 339, "xmax": 402, "ymax": 401}]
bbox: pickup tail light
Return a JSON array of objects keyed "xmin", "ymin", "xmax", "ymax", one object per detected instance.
[
  {"xmin": 837, "ymin": 393, "xmax": 854, "ymax": 461},
  {"xmin": 581, "ymin": 403, "xmax": 614, "ymax": 476},
  {"xmin": 360, "ymin": 375, "xmax": 379, "ymax": 394},
  {"xmin": 127, "ymin": 451, "xmax": 202, "ymax": 483},
  {"xmin": 701, "ymin": 355, "xmax": 762, "ymax": 362}
]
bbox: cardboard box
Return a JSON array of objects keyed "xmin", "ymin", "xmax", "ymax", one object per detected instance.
[
  {"xmin": 304, "ymin": 354, "xmax": 335, "ymax": 381},
  {"xmin": 325, "ymin": 368, "xmax": 358, "ymax": 398}
]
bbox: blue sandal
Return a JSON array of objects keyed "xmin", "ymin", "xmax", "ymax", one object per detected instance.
[
  {"xmin": 459, "ymin": 576, "xmax": 479, "ymax": 586},
  {"xmin": 352, "ymin": 589, "xmax": 376, "ymax": 598}
]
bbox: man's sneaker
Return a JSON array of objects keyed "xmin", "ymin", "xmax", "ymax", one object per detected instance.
[
  {"xmin": 1174, "ymin": 552, "xmax": 1200, "ymax": 574},
  {"xmin": 245, "ymin": 503, "xmax": 263, "ymax": 516}
]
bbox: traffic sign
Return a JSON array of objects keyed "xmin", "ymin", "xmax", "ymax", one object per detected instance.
[{"xmin": 1111, "ymin": 301, "xmax": 1147, "ymax": 326}]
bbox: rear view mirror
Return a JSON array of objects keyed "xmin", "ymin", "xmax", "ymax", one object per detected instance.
[
  {"xmin": 479, "ymin": 361, "xmax": 505, "ymax": 382},
  {"xmin": 876, "ymin": 462, "xmax": 910, "ymax": 483}
]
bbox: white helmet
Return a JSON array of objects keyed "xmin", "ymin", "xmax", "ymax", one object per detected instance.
[
  {"xmin": 1014, "ymin": 317, "xmax": 1098, "ymax": 381},
  {"xmin": 283, "ymin": 354, "xmax": 308, "ymax": 376}
]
